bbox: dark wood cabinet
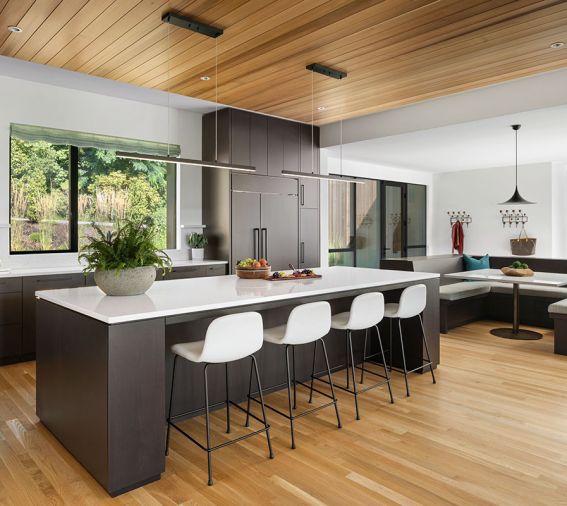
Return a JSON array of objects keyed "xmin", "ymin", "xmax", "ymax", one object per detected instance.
[
  {"xmin": 160, "ymin": 264, "xmax": 226, "ymax": 280},
  {"xmin": 300, "ymin": 208, "xmax": 320, "ymax": 268},
  {"xmin": 267, "ymin": 117, "xmax": 300, "ymax": 176},
  {"xmin": 0, "ymin": 277, "xmax": 22, "ymax": 362},
  {"xmin": 23, "ymin": 273, "xmax": 85, "ymax": 356},
  {"xmin": 300, "ymin": 122, "xmax": 319, "ymax": 174},
  {"xmin": 299, "ymin": 178, "xmax": 319, "ymax": 209},
  {"xmin": 260, "ymin": 193, "xmax": 299, "ymax": 270},
  {"xmin": 267, "ymin": 117, "xmax": 285, "ymax": 176},
  {"xmin": 230, "ymin": 109, "xmax": 250, "ymax": 166},
  {"xmin": 250, "ymin": 114, "xmax": 268, "ymax": 175},
  {"xmin": 3, "ymin": 263, "xmax": 227, "ymax": 363},
  {"xmin": 203, "ymin": 107, "xmax": 320, "ymax": 269},
  {"xmin": 232, "ymin": 191, "xmax": 261, "ymax": 262},
  {"xmin": 231, "ymin": 175, "xmax": 299, "ymax": 271}
]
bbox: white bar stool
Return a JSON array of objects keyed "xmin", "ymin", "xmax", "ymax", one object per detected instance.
[
  {"xmin": 312, "ymin": 292, "xmax": 394, "ymax": 420},
  {"xmin": 165, "ymin": 312, "xmax": 273, "ymax": 486},
  {"xmin": 253, "ymin": 301, "xmax": 341, "ymax": 449},
  {"xmin": 384, "ymin": 284, "xmax": 436, "ymax": 397}
]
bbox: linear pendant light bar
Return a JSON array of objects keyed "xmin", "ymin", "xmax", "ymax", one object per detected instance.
[
  {"xmin": 281, "ymin": 169, "xmax": 366, "ymax": 184},
  {"xmin": 117, "ymin": 13, "xmax": 255, "ymax": 173},
  {"xmin": 162, "ymin": 13, "xmax": 223, "ymax": 38},
  {"xmin": 282, "ymin": 63, "xmax": 365, "ymax": 184},
  {"xmin": 116, "ymin": 152, "xmax": 256, "ymax": 172}
]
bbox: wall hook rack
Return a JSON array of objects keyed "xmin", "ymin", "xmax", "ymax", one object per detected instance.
[
  {"xmin": 448, "ymin": 211, "xmax": 472, "ymax": 227},
  {"xmin": 500, "ymin": 209, "xmax": 528, "ymax": 228}
]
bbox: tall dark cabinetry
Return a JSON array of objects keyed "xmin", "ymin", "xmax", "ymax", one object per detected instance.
[{"xmin": 202, "ymin": 108, "xmax": 320, "ymax": 271}]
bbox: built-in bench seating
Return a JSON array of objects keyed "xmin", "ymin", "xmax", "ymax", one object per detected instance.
[{"xmin": 382, "ymin": 255, "xmax": 567, "ymax": 355}]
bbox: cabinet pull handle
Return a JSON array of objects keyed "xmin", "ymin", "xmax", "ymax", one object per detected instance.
[
  {"xmin": 300, "ymin": 242, "xmax": 305, "ymax": 263},
  {"xmin": 36, "ymin": 276, "xmax": 73, "ymax": 283},
  {"xmin": 300, "ymin": 184, "xmax": 305, "ymax": 206},
  {"xmin": 261, "ymin": 228, "xmax": 268, "ymax": 259},
  {"xmin": 253, "ymin": 228, "xmax": 260, "ymax": 259}
]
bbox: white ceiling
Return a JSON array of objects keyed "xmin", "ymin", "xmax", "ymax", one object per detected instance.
[
  {"xmin": 326, "ymin": 105, "xmax": 567, "ymax": 173},
  {"xmin": 0, "ymin": 56, "xmax": 217, "ymax": 114}
]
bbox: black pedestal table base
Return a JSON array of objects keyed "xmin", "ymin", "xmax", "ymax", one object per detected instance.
[
  {"xmin": 490, "ymin": 328, "xmax": 542, "ymax": 340},
  {"xmin": 490, "ymin": 282, "xmax": 542, "ymax": 340}
]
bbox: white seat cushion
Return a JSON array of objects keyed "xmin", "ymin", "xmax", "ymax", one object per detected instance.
[
  {"xmin": 330, "ymin": 312, "xmax": 350, "ymax": 330},
  {"xmin": 549, "ymin": 299, "xmax": 567, "ymax": 315},
  {"xmin": 439, "ymin": 281, "xmax": 491, "ymax": 301},
  {"xmin": 263, "ymin": 324, "xmax": 287, "ymax": 345},
  {"xmin": 171, "ymin": 340, "xmax": 205, "ymax": 363},
  {"xmin": 491, "ymin": 283, "xmax": 567, "ymax": 298},
  {"xmin": 384, "ymin": 303, "xmax": 399, "ymax": 318}
]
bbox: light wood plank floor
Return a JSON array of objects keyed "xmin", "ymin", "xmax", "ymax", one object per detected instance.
[{"xmin": 2, "ymin": 321, "xmax": 567, "ymax": 505}]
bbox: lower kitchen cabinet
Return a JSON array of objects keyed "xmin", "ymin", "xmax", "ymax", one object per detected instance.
[
  {"xmin": 23, "ymin": 274, "xmax": 85, "ymax": 356},
  {"xmin": 1, "ymin": 264, "xmax": 227, "ymax": 363}
]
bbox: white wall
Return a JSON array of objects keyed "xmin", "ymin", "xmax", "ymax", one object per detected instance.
[
  {"xmin": 321, "ymin": 68, "xmax": 567, "ymax": 147},
  {"xmin": 0, "ymin": 75, "xmax": 203, "ymax": 267},
  {"xmin": 320, "ymin": 151, "xmax": 435, "ymax": 266},
  {"xmin": 430, "ymin": 163, "xmax": 555, "ymax": 257},
  {"xmin": 552, "ymin": 163, "xmax": 567, "ymax": 258}
]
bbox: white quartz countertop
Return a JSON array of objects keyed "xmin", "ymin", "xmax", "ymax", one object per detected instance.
[
  {"xmin": 0, "ymin": 259, "xmax": 228, "ymax": 278},
  {"xmin": 445, "ymin": 268, "xmax": 567, "ymax": 286},
  {"xmin": 35, "ymin": 266, "xmax": 439, "ymax": 324}
]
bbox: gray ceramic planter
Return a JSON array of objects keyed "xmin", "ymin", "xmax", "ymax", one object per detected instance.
[{"xmin": 94, "ymin": 266, "xmax": 156, "ymax": 296}]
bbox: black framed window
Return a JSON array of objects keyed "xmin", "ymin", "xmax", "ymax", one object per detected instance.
[
  {"xmin": 10, "ymin": 129, "xmax": 177, "ymax": 254},
  {"xmin": 328, "ymin": 178, "xmax": 426, "ymax": 267}
]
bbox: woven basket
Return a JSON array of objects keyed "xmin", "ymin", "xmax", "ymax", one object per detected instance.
[{"xmin": 235, "ymin": 267, "xmax": 271, "ymax": 279}]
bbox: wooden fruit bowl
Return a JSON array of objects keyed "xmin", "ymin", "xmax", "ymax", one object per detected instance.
[
  {"xmin": 501, "ymin": 267, "xmax": 534, "ymax": 277},
  {"xmin": 235, "ymin": 267, "xmax": 271, "ymax": 279}
]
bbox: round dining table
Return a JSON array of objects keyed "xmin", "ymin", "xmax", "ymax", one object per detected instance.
[{"xmin": 444, "ymin": 268, "xmax": 567, "ymax": 340}]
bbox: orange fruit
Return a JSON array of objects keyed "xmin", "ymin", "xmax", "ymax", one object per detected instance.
[
  {"xmin": 259, "ymin": 258, "xmax": 268, "ymax": 267},
  {"xmin": 253, "ymin": 261, "xmax": 262, "ymax": 269}
]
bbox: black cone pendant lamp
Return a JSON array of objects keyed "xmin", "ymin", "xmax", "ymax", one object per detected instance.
[{"xmin": 499, "ymin": 124, "xmax": 535, "ymax": 205}]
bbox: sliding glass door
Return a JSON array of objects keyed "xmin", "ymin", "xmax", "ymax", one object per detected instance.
[
  {"xmin": 381, "ymin": 182, "xmax": 404, "ymax": 259},
  {"xmin": 329, "ymin": 179, "xmax": 426, "ymax": 266}
]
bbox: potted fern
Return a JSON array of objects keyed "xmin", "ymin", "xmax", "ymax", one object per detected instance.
[
  {"xmin": 187, "ymin": 232, "xmax": 207, "ymax": 261},
  {"xmin": 79, "ymin": 218, "xmax": 172, "ymax": 296}
]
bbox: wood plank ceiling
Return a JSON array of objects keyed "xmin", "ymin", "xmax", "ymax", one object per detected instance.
[{"xmin": 1, "ymin": 0, "xmax": 567, "ymax": 124}]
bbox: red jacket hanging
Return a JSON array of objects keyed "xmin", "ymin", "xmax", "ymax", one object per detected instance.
[{"xmin": 451, "ymin": 220, "xmax": 464, "ymax": 255}]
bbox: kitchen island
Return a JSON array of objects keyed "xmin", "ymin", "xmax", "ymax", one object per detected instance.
[{"xmin": 35, "ymin": 266, "xmax": 439, "ymax": 496}]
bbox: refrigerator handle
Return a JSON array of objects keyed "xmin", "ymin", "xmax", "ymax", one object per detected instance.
[
  {"xmin": 261, "ymin": 228, "xmax": 268, "ymax": 259},
  {"xmin": 253, "ymin": 228, "xmax": 260, "ymax": 259},
  {"xmin": 300, "ymin": 241, "xmax": 305, "ymax": 264},
  {"xmin": 300, "ymin": 184, "xmax": 305, "ymax": 206}
]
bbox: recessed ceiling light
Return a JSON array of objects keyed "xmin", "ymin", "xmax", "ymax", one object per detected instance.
[
  {"xmin": 200, "ymin": 76, "xmax": 210, "ymax": 81},
  {"xmin": 317, "ymin": 106, "xmax": 326, "ymax": 111},
  {"xmin": 550, "ymin": 42, "xmax": 565, "ymax": 49},
  {"xmin": 8, "ymin": 26, "xmax": 22, "ymax": 33}
]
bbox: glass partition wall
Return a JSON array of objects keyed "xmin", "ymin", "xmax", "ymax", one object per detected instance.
[{"xmin": 328, "ymin": 179, "xmax": 426, "ymax": 267}]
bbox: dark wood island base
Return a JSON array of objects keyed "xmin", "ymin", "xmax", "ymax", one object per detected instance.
[{"xmin": 36, "ymin": 270, "xmax": 439, "ymax": 496}]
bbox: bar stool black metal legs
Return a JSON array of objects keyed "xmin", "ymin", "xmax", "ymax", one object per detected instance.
[
  {"xmin": 259, "ymin": 301, "xmax": 342, "ymax": 449},
  {"xmin": 312, "ymin": 293, "xmax": 394, "ymax": 420},
  {"xmin": 166, "ymin": 355, "xmax": 273, "ymax": 486},
  {"xmin": 384, "ymin": 284, "xmax": 436, "ymax": 397},
  {"xmin": 360, "ymin": 325, "xmax": 394, "ymax": 404},
  {"xmin": 165, "ymin": 312, "xmax": 273, "ymax": 486}
]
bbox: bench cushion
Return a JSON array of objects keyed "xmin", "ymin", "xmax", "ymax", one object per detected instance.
[
  {"xmin": 549, "ymin": 299, "xmax": 567, "ymax": 315},
  {"xmin": 440, "ymin": 282, "xmax": 491, "ymax": 301},
  {"xmin": 490, "ymin": 283, "xmax": 567, "ymax": 298}
]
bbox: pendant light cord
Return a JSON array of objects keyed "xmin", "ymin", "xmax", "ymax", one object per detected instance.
[
  {"xmin": 340, "ymin": 118, "xmax": 343, "ymax": 177},
  {"xmin": 167, "ymin": 20, "xmax": 171, "ymax": 157},
  {"xmin": 311, "ymin": 68, "xmax": 314, "ymax": 174},
  {"xmin": 515, "ymin": 127, "xmax": 518, "ymax": 188},
  {"xmin": 215, "ymin": 37, "xmax": 218, "ymax": 162}
]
